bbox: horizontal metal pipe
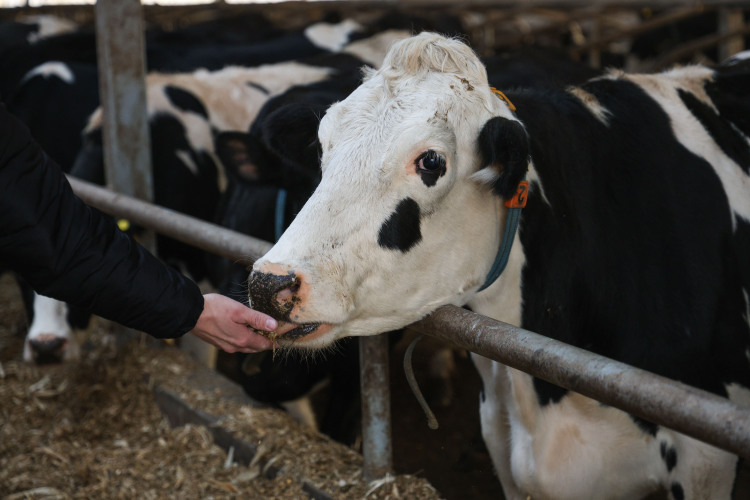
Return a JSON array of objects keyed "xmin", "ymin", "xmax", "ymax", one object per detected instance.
[
  {"xmin": 410, "ymin": 305, "xmax": 750, "ymax": 460},
  {"xmin": 67, "ymin": 176, "xmax": 272, "ymax": 265},
  {"xmin": 68, "ymin": 176, "xmax": 750, "ymax": 459}
]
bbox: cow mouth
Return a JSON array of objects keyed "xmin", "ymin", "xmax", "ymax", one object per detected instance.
[
  {"xmin": 252, "ymin": 321, "xmax": 324, "ymax": 343},
  {"xmin": 281, "ymin": 322, "xmax": 321, "ymax": 339}
]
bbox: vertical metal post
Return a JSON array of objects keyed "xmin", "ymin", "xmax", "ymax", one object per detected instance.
[
  {"xmin": 718, "ymin": 7, "xmax": 745, "ymax": 62},
  {"xmin": 359, "ymin": 334, "xmax": 393, "ymax": 482},
  {"xmin": 95, "ymin": 0, "xmax": 155, "ymax": 253},
  {"xmin": 588, "ymin": 13, "xmax": 601, "ymax": 69}
]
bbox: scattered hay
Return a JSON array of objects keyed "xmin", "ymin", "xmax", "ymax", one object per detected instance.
[{"xmin": 0, "ymin": 274, "xmax": 441, "ymax": 499}]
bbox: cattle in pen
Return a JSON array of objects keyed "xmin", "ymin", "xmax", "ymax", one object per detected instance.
[
  {"xmin": 245, "ymin": 33, "xmax": 750, "ymax": 499},
  {"xmin": 16, "ymin": 27, "xmax": 410, "ymax": 364},
  {"xmin": 210, "ymin": 44, "xmax": 594, "ymax": 441}
]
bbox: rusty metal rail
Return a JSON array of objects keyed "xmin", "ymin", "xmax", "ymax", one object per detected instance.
[
  {"xmin": 411, "ymin": 306, "xmax": 750, "ymax": 460},
  {"xmin": 67, "ymin": 176, "xmax": 272, "ymax": 265},
  {"xmin": 68, "ymin": 176, "xmax": 750, "ymax": 461},
  {"xmin": 359, "ymin": 334, "xmax": 393, "ymax": 481}
]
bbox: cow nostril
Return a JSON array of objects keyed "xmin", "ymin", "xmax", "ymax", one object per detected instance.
[
  {"xmin": 248, "ymin": 270, "xmax": 302, "ymax": 320},
  {"xmin": 277, "ymin": 278, "xmax": 301, "ymax": 303}
]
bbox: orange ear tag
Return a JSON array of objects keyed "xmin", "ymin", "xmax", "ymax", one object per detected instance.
[
  {"xmin": 505, "ymin": 180, "xmax": 529, "ymax": 208},
  {"xmin": 490, "ymin": 87, "xmax": 516, "ymax": 112}
]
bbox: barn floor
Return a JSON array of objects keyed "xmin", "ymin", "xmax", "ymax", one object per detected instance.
[{"xmin": 0, "ymin": 273, "xmax": 501, "ymax": 499}]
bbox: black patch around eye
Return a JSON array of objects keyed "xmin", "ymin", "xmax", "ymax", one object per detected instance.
[
  {"xmin": 164, "ymin": 85, "xmax": 209, "ymax": 119},
  {"xmin": 415, "ymin": 150, "xmax": 447, "ymax": 187},
  {"xmin": 378, "ymin": 197, "xmax": 422, "ymax": 252}
]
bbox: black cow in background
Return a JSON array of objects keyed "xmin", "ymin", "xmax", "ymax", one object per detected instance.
[
  {"xmin": 6, "ymin": 61, "xmax": 99, "ymax": 172},
  {"xmin": 3, "ymin": 60, "xmax": 101, "ymax": 362}
]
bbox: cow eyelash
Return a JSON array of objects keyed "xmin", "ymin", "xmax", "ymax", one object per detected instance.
[{"xmin": 415, "ymin": 150, "xmax": 446, "ymax": 172}]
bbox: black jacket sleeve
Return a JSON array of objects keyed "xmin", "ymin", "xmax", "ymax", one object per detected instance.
[{"xmin": 0, "ymin": 101, "xmax": 204, "ymax": 338}]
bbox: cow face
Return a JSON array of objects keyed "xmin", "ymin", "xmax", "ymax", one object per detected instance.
[{"xmin": 249, "ymin": 33, "xmax": 528, "ymax": 348}]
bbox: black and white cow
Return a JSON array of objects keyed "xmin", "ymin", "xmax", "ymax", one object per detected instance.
[
  {"xmin": 212, "ymin": 44, "xmax": 601, "ymax": 443},
  {"xmin": 2, "ymin": 17, "xmax": 347, "ymax": 361},
  {"xmin": 245, "ymin": 33, "xmax": 750, "ymax": 499},
  {"xmin": 3, "ymin": 60, "xmax": 101, "ymax": 363},
  {"xmin": 20, "ymin": 28, "xmax": 411, "ymax": 364},
  {"xmin": 145, "ymin": 18, "xmax": 366, "ymax": 73}
]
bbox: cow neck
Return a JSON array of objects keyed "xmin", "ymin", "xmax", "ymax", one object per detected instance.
[{"xmin": 478, "ymin": 88, "xmax": 528, "ymax": 292}]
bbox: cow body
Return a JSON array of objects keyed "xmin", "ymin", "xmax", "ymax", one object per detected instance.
[{"xmin": 247, "ymin": 33, "xmax": 750, "ymax": 499}]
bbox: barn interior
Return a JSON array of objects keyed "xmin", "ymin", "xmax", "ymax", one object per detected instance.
[{"xmin": 1, "ymin": 1, "xmax": 749, "ymax": 499}]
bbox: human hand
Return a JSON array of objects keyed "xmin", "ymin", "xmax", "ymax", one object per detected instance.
[{"xmin": 188, "ymin": 293, "xmax": 278, "ymax": 353}]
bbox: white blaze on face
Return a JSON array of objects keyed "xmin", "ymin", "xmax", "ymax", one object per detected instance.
[
  {"xmin": 24, "ymin": 293, "xmax": 79, "ymax": 362},
  {"xmin": 252, "ymin": 33, "xmax": 519, "ymax": 349}
]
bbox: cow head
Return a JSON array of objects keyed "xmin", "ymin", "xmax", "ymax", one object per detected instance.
[{"xmin": 248, "ymin": 33, "xmax": 529, "ymax": 348}]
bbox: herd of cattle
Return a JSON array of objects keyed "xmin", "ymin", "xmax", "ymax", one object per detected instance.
[{"xmin": 3, "ymin": 9, "xmax": 750, "ymax": 499}]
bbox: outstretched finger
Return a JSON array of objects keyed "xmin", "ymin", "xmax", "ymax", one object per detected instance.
[{"xmin": 240, "ymin": 308, "xmax": 278, "ymax": 332}]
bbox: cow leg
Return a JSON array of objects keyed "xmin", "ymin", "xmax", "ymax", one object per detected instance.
[
  {"xmin": 471, "ymin": 354, "xmax": 528, "ymax": 500},
  {"xmin": 24, "ymin": 293, "xmax": 79, "ymax": 363},
  {"xmin": 476, "ymin": 360, "xmax": 673, "ymax": 499},
  {"xmin": 281, "ymin": 396, "xmax": 318, "ymax": 430}
]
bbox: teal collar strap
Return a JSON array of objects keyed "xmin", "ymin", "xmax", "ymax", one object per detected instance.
[{"xmin": 478, "ymin": 177, "xmax": 528, "ymax": 292}]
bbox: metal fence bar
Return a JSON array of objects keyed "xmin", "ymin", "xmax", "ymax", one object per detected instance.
[
  {"xmin": 359, "ymin": 334, "xmax": 394, "ymax": 481},
  {"xmin": 95, "ymin": 0, "xmax": 155, "ymax": 253},
  {"xmin": 67, "ymin": 176, "xmax": 750, "ymax": 460},
  {"xmin": 410, "ymin": 305, "xmax": 750, "ymax": 460},
  {"xmin": 67, "ymin": 176, "xmax": 272, "ymax": 264}
]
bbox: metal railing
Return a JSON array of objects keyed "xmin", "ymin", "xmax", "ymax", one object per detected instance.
[{"xmin": 68, "ymin": 176, "xmax": 750, "ymax": 463}]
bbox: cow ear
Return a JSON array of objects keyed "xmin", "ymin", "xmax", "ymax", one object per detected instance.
[
  {"xmin": 259, "ymin": 102, "xmax": 325, "ymax": 177},
  {"xmin": 477, "ymin": 117, "xmax": 530, "ymax": 199},
  {"xmin": 215, "ymin": 131, "xmax": 266, "ymax": 182}
]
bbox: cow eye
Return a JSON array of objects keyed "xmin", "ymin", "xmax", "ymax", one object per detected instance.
[{"xmin": 416, "ymin": 150, "xmax": 445, "ymax": 172}]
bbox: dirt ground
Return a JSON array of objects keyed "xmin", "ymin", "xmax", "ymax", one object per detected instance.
[{"xmin": 0, "ymin": 273, "xmax": 501, "ymax": 499}]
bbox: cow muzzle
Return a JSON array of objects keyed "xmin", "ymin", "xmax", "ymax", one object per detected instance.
[
  {"xmin": 247, "ymin": 267, "xmax": 302, "ymax": 320},
  {"xmin": 25, "ymin": 335, "xmax": 70, "ymax": 364},
  {"xmin": 248, "ymin": 265, "xmax": 323, "ymax": 340}
]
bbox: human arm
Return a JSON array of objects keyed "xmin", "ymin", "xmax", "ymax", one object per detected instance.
[
  {"xmin": 190, "ymin": 293, "xmax": 277, "ymax": 353},
  {"xmin": 0, "ymin": 101, "xmax": 275, "ymax": 350}
]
